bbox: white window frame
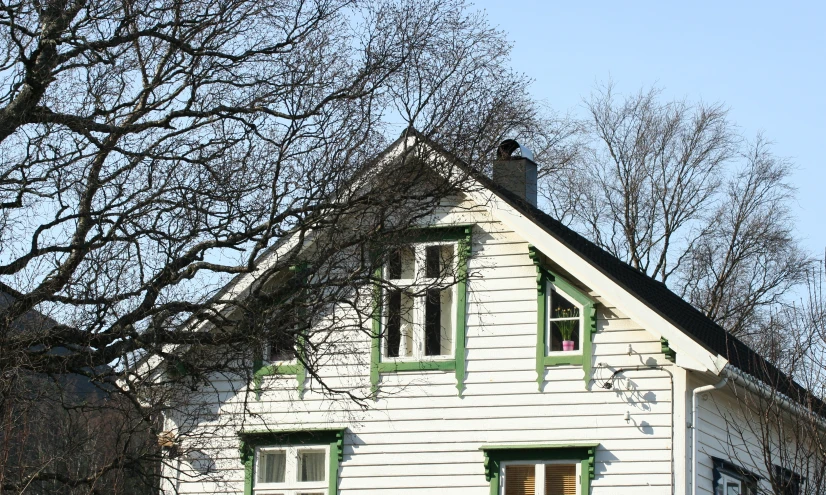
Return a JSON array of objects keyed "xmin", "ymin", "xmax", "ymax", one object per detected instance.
[
  {"xmin": 716, "ymin": 471, "xmax": 754, "ymax": 495},
  {"xmin": 382, "ymin": 241, "xmax": 458, "ymax": 362},
  {"xmin": 720, "ymin": 472, "xmax": 743, "ymax": 494},
  {"xmin": 254, "ymin": 444, "xmax": 329, "ymax": 495},
  {"xmin": 500, "ymin": 459, "xmax": 581, "ymax": 495},
  {"xmin": 546, "ymin": 283, "xmax": 585, "ymax": 356}
]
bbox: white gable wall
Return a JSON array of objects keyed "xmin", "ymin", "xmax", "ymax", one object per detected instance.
[{"xmin": 162, "ymin": 198, "xmax": 682, "ymax": 494}]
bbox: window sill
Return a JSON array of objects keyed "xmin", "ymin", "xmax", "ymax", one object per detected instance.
[
  {"xmin": 376, "ymin": 360, "xmax": 456, "ymax": 373},
  {"xmin": 256, "ymin": 363, "xmax": 302, "ymax": 376},
  {"xmin": 543, "ymin": 354, "xmax": 584, "ymax": 366},
  {"xmin": 253, "ymin": 362, "xmax": 306, "ymax": 399}
]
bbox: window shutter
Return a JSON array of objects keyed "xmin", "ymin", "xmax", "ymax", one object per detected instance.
[
  {"xmin": 505, "ymin": 465, "xmax": 536, "ymax": 495},
  {"xmin": 545, "ymin": 464, "xmax": 576, "ymax": 495}
]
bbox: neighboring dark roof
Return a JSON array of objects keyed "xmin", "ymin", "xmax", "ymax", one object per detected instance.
[
  {"xmin": 0, "ymin": 290, "xmax": 59, "ymax": 334},
  {"xmin": 402, "ymin": 127, "xmax": 819, "ymax": 410},
  {"xmin": 0, "ymin": 291, "xmax": 109, "ymax": 398}
]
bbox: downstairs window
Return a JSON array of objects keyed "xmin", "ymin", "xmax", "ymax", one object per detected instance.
[
  {"xmin": 482, "ymin": 444, "xmax": 597, "ymax": 495},
  {"xmin": 239, "ymin": 429, "xmax": 344, "ymax": 495},
  {"xmin": 712, "ymin": 457, "xmax": 759, "ymax": 495},
  {"xmin": 255, "ymin": 445, "xmax": 328, "ymax": 495},
  {"xmin": 502, "ymin": 462, "xmax": 579, "ymax": 495}
]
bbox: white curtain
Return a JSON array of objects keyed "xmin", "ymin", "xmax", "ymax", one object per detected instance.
[
  {"xmin": 299, "ymin": 450, "xmax": 326, "ymax": 482},
  {"xmin": 257, "ymin": 451, "xmax": 286, "ymax": 483}
]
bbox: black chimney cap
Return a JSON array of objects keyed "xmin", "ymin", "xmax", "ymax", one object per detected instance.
[{"xmin": 496, "ymin": 139, "xmax": 534, "ymax": 161}]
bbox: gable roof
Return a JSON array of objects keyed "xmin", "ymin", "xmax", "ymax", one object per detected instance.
[
  {"xmin": 402, "ymin": 127, "xmax": 818, "ymax": 410},
  {"xmin": 131, "ymin": 126, "xmax": 818, "ymax": 413}
]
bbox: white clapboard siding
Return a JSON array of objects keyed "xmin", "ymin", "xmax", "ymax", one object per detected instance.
[{"xmin": 164, "ymin": 201, "xmax": 680, "ymax": 495}]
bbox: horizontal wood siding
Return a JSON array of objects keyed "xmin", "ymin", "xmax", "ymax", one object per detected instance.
[{"xmin": 163, "ymin": 200, "xmax": 677, "ymax": 494}]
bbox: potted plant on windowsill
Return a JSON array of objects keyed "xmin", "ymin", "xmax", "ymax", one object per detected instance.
[{"xmin": 554, "ymin": 307, "xmax": 579, "ymax": 351}]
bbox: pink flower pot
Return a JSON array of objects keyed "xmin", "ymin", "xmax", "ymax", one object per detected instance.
[{"xmin": 562, "ymin": 340, "xmax": 575, "ymax": 351}]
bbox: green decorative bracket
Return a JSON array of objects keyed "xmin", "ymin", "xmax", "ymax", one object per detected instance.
[
  {"xmin": 529, "ymin": 245, "xmax": 596, "ymax": 389},
  {"xmin": 370, "ymin": 225, "xmax": 472, "ymax": 398},
  {"xmin": 239, "ymin": 438, "xmax": 253, "ymax": 463},
  {"xmin": 483, "ymin": 449, "xmax": 496, "ymax": 482},
  {"xmin": 529, "ymin": 245, "xmax": 551, "ymax": 390},
  {"xmin": 660, "ymin": 337, "xmax": 676, "ymax": 362}
]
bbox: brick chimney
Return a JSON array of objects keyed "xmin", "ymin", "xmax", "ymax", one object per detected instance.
[{"xmin": 492, "ymin": 139, "xmax": 537, "ymax": 206}]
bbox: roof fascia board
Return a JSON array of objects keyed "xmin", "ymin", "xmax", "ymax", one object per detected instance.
[
  {"xmin": 130, "ymin": 136, "xmax": 420, "ymax": 376},
  {"xmin": 200, "ymin": 135, "xmax": 419, "ymax": 321}
]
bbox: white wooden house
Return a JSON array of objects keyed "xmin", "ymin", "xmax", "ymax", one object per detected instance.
[{"xmin": 159, "ymin": 130, "xmax": 815, "ymax": 495}]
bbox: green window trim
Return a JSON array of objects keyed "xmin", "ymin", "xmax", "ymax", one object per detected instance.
[
  {"xmin": 481, "ymin": 443, "xmax": 598, "ymax": 495},
  {"xmin": 252, "ymin": 263, "xmax": 311, "ymax": 400},
  {"xmin": 239, "ymin": 428, "xmax": 345, "ymax": 495},
  {"xmin": 252, "ymin": 356, "xmax": 306, "ymax": 400},
  {"xmin": 370, "ymin": 225, "xmax": 472, "ymax": 398},
  {"xmin": 529, "ymin": 245, "xmax": 596, "ymax": 389}
]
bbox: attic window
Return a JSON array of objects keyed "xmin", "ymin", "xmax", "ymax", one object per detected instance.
[
  {"xmin": 529, "ymin": 245, "xmax": 595, "ymax": 389},
  {"xmin": 370, "ymin": 225, "xmax": 473, "ymax": 397},
  {"xmin": 268, "ymin": 331, "xmax": 296, "ymax": 363},
  {"xmin": 383, "ymin": 243, "xmax": 456, "ymax": 359},
  {"xmin": 548, "ymin": 287, "xmax": 582, "ymax": 353}
]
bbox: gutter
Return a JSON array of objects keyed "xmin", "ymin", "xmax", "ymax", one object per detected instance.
[{"xmin": 719, "ymin": 365, "xmax": 826, "ymax": 430}]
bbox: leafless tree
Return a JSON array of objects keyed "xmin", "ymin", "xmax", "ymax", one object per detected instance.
[
  {"xmin": 0, "ymin": 0, "xmax": 550, "ymax": 492},
  {"xmin": 679, "ymin": 136, "xmax": 810, "ymax": 337},
  {"xmin": 541, "ymin": 83, "xmax": 811, "ymax": 338},
  {"xmin": 712, "ymin": 256, "xmax": 826, "ymax": 494}
]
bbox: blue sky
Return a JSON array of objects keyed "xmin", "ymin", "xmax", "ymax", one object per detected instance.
[{"xmin": 473, "ymin": 0, "xmax": 826, "ymax": 257}]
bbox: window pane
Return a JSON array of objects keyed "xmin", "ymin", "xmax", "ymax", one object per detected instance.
[
  {"xmin": 386, "ymin": 291, "xmax": 414, "ymax": 358},
  {"xmin": 400, "ymin": 292, "xmax": 414, "ymax": 357},
  {"xmin": 426, "ymin": 245, "xmax": 441, "ymax": 278},
  {"xmin": 551, "ymin": 290, "xmax": 578, "ymax": 319},
  {"xmin": 550, "ymin": 321, "xmax": 580, "ymax": 352},
  {"xmin": 546, "ymin": 464, "xmax": 577, "ymax": 495},
  {"xmin": 440, "ymin": 287, "xmax": 453, "ymax": 354},
  {"xmin": 386, "ymin": 290, "xmax": 401, "ymax": 357},
  {"xmin": 425, "ymin": 288, "xmax": 453, "ymax": 356},
  {"xmin": 425, "ymin": 289, "xmax": 441, "ymax": 355},
  {"xmin": 424, "ymin": 244, "xmax": 454, "ymax": 278},
  {"xmin": 269, "ymin": 331, "xmax": 296, "ymax": 362},
  {"xmin": 726, "ymin": 480, "xmax": 741, "ymax": 495},
  {"xmin": 298, "ymin": 450, "xmax": 326, "ymax": 482},
  {"xmin": 257, "ymin": 451, "xmax": 286, "ymax": 483},
  {"xmin": 387, "ymin": 247, "xmax": 414, "ymax": 279},
  {"xmin": 388, "ymin": 249, "xmax": 402, "ymax": 279},
  {"xmin": 549, "ymin": 290, "xmax": 580, "ymax": 352},
  {"xmin": 504, "ymin": 465, "xmax": 535, "ymax": 495}
]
